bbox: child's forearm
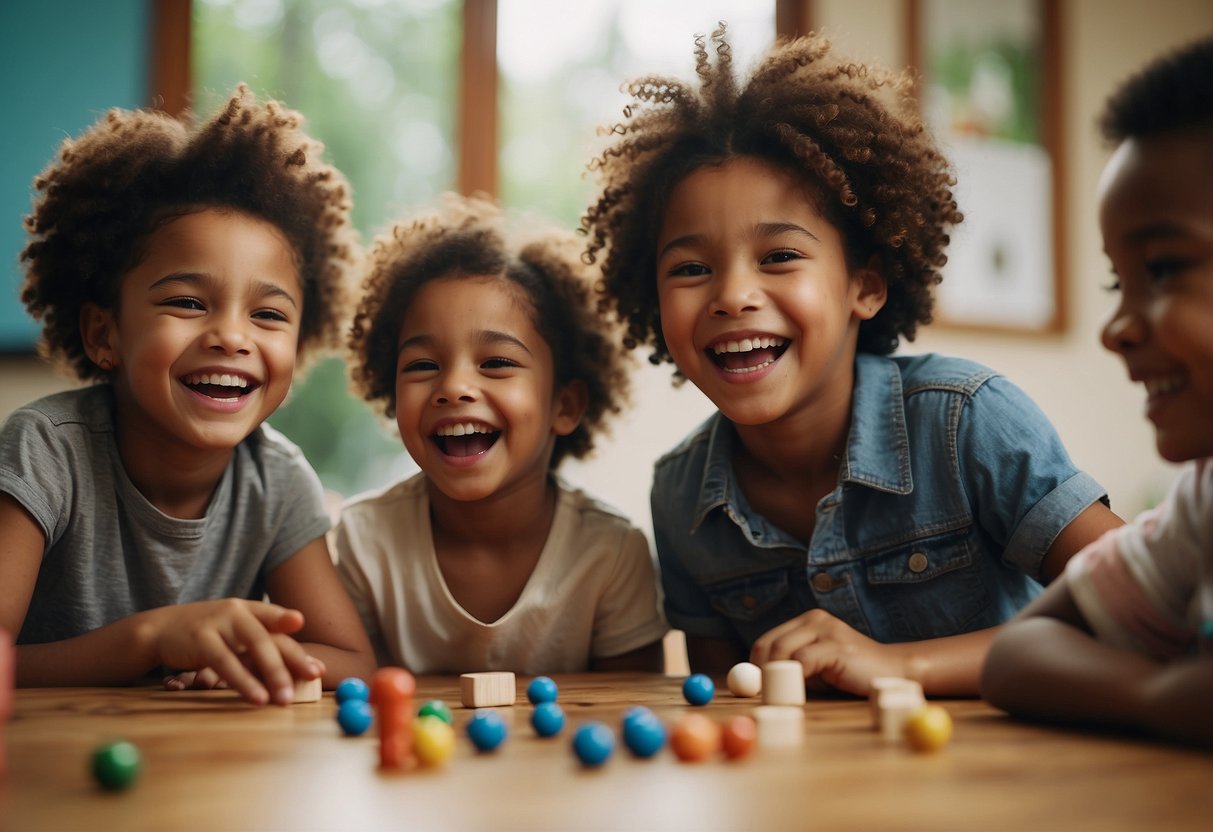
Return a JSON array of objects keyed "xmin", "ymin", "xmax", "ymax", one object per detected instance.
[
  {"xmin": 893, "ymin": 627, "xmax": 1000, "ymax": 696},
  {"xmin": 981, "ymin": 616, "xmax": 1153, "ymax": 728},
  {"xmin": 1138, "ymin": 655, "xmax": 1213, "ymax": 748},
  {"xmin": 15, "ymin": 611, "xmax": 167, "ymax": 687},
  {"xmin": 298, "ymin": 642, "xmax": 377, "ymax": 687}
]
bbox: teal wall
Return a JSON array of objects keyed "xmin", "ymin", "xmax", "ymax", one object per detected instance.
[{"xmin": 0, "ymin": 0, "xmax": 148, "ymax": 351}]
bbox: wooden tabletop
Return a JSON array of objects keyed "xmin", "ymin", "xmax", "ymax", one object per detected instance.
[{"xmin": 2, "ymin": 673, "xmax": 1211, "ymax": 832}]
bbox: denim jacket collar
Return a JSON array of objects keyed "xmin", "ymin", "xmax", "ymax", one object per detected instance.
[
  {"xmin": 689, "ymin": 353, "xmax": 913, "ymax": 532},
  {"xmin": 840, "ymin": 353, "xmax": 914, "ymax": 496}
]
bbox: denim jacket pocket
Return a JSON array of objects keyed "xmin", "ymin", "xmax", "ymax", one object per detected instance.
[
  {"xmin": 703, "ymin": 570, "xmax": 800, "ymax": 647},
  {"xmin": 862, "ymin": 529, "xmax": 992, "ymax": 641}
]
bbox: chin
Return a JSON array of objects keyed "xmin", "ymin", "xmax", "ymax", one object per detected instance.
[
  {"xmin": 719, "ymin": 403, "xmax": 785, "ymax": 427},
  {"xmin": 1154, "ymin": 436, "xmax": 1213, "ymax": 464}
]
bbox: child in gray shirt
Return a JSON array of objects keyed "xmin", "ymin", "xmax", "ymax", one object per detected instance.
[{"xmin": 0, "ymin": 86, "xmax": 374, "ymax": 705}]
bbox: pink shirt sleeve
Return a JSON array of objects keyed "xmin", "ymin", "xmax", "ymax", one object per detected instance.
[{"xmin": 1066, "ymin": 459, "xmax": 1213, "ymax": 660}]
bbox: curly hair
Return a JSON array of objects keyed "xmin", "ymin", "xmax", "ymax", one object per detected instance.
[
  {"xmin": 583, "ymin": 26, "xmax": 963, "ymax": 365},
  {"xmin": 349, "ymin": 193, "xmax": 630, "ymax": 468},
  {"xmin": 20, "ymin": 84, "xmax": 360, "ymax": 381},
  {"xmin": 1099, "ymin": 36, "xmax": 1213, "ymax": 143}
]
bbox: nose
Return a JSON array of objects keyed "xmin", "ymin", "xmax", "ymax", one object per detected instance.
[
  {"xmin": 205, "ymin": 311, "xmax": 252, "ymax": 355},
  {"xmin": 1100, "ymin": 298, "xmax": 1147, "ymax": 355},
  {"xmin": 709, "ymin": 263, "xmax": 762, "ymax": 317},
  {"xmin": 432, "ymin": 367, "xmax": 478, "ymax": 406}
]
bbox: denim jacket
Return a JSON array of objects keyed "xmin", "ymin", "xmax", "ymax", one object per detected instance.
[{"xmin": 651, "ymin": 352, "xmax": 1109, "ymax": 649}]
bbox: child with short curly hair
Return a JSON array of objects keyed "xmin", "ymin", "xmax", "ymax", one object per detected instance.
[
  {"xmin": 335, "ymin": 193, "xmax": 667, "ymax": 673},
  {"xmin": 0, "ymin": 86, "xmax": 375, "ymax": 704},
  {"xmin": 982, "ymin": 37, "xmax": 1213, "ymax": 748},
  {"xmin": 583, "ymin": 28, "xmax": 1122, "ymax": 695}
]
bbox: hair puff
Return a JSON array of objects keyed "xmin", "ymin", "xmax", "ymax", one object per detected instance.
[
  {"xmin": 349, "ymin": 193, "xmax": 630, "ymax": 468},
  {"xmin": 21, "ymin": 84, "xmax": 360, "ymax": 381},
  {"xmin": 583, "ymin": 26, "xmax": 963, "ymax": 367}
]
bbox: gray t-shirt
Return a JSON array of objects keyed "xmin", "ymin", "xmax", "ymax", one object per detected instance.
[{"xmin": 0, "ymin": 386, "xmax": 331, "ymax": 645}]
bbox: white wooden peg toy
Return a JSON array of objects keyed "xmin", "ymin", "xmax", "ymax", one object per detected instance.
[{"xmin": 761, "ymin": 660, "xmax": 806, "ymax": 706}]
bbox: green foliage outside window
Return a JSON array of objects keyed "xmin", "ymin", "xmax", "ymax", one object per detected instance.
[{"xmin": 193, "ymin": 0, "xmax": 461, "ymax": 497}]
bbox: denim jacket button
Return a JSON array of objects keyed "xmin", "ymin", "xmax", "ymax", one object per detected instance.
[
  {"xmin": 811, "ymin": 572, "xmax": 835, "ymax": 592},
  {"xmin": 907, "ymin": 552, "xmax": 929, "ymax": 573},
  {"xmin": 741, "ymin": 594, "xmax": 759, "ymax": 609}
]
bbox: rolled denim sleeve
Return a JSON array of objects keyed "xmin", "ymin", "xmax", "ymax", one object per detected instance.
[{"xmin": 957, "ymin": 375, "xmax": 1108, "ymax": 579}]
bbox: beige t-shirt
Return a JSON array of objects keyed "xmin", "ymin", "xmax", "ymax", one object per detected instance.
[{"xmin": 332, "ymin": 473, "xmax": 668, "ymax": 674}]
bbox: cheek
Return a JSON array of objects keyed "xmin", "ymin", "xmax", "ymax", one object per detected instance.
[
  {"xmin": 506, "ymin": 384, "xmax": 550, "ymax": 427},
  {"xmin": 272, "ymin": 345, "xmax": 300, "ymax": 374},
  {"xmin": 657, "ymin": 292, "xmax": 698, "ymax": 346},
  {"xmin": 125, "ymin": 327, "xmax": 185, "ymax": 368},
  {"xmin": 1154, "ymin": 302, "xmax": 1213, "ymax": 364},
  {"xmin": 394, "ymin": 394, "xmax": 429, "ymax": 454},
  {"xmin": 394, "ymin": 381, "xmax": 424, "ymax": 422}
]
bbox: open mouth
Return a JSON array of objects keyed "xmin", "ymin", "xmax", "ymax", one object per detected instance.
[
  {"xmin": 707, "ymin": 337, "xmax": 790, "ymax": 373},
  {"xmin": 1144, "ymin": 371, "xmax": 1187, "ymax": 399},
  {"xmin": 432, "ymin": 422, "xmax": 501, "ymax": 457},
  {"xmin": 181, "ymin": 372, "xmax": 259, "ymax": 401}
]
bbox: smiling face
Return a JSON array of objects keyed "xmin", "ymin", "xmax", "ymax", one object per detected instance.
[
  {"xmin": 83, "ymin": 208, "xmax": 303, "ymax": 457},
  {"xmin": 655, "ymin": 155, "xmax": 885, "ymax": 428},
  {"xmin": 1098, "ymin": 130, "xmax": 1213, "ymax": 463},
  {"xmin": 394, "ymin": 275, "xmax": 583, "ymax": 504}
]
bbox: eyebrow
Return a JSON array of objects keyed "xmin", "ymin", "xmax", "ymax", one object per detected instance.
[
  {"xmin": 398, "ymin": 329, "xmax": 534, "ymax": 356},
  {"xmin": 657, "ymin": 222, "xmax": 821, "ymax": 260},
  {"xmin": 149, "ymin": 272, "xmax": 299, "ymax": 309},
  {"xmin": 757, "ymin": 222, "xmax": 821, "ymax": 242},
  {"xmin": 1123, "ymin": 222, "xmax": 1198, "ymax": 244}
]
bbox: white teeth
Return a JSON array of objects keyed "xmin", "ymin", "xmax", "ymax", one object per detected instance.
[
  {"xmin": 185, "ymin": 373, "xmax": 250, "ymax": 389},
  {"xmin": 724, "ymin": 358, "xmax": 777, "ymax": 374},
  {"xmin": 712, "ymin": 336, "xmax": 788, "ymax": 355},
  {"xmin": 435, "ymin": 422, "xmax": 494, "ymax": 437},
  {"xmin": 1144, "ymin": 373, "xmax": 1186, "ymax": 397}
]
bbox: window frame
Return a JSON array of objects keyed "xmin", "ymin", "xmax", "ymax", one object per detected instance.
[{"xmin": 152, "ymin": 0, "xmax": 813, "ymax": 197}]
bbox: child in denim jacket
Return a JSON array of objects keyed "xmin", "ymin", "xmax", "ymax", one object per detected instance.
[
  {"xmin": 982, "ymin": 37, "xmax": 1213, "ymax": 747},
  {"xmin": 583, "ymin": 28, "xmax": 1123, "ymax": 696}
]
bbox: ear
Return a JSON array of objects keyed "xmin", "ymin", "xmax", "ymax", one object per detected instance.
[
  {"xmin": 551, "ymin": 379, "xmax": 588, "ymax": 437},
  {"xmin": 851, "ymin": 255, "xmax": 888, "ymax": 322},
  {"xmin": 80, "ymin": 302, "xmax": 119, "ymax": 371}
]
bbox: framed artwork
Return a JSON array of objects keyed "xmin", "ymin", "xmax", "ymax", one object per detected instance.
[{"xmin": 908, "ymin": 0, "xmax": 1064, "ymax": 334}]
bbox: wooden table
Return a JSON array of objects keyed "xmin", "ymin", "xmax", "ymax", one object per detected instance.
[{"xmin": 2, "ymin": 673, "xmax": 1211, "ymax": 831}]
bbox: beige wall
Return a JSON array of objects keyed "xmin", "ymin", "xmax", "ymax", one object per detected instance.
[
  {"xmin": 4, "ymin": 1, "xmax": 1211, "ymax": 536},
  {"xmin": 789, "ymin": 0, "xmax": 1210, "ymax": 521}
]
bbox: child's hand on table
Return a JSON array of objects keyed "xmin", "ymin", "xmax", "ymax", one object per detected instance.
[
  {"xmin": 143, "ymin": 599, "xmax": 322, "ymax": 706},
  {"xmin": 751, "ymin": 609, "xmax": 907, "ymax": 697}
]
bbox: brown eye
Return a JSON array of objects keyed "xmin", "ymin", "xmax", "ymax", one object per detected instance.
[
  {"xmin": 481, "ymin": 357, "xmax": 521, "ymax": 371},
  {"xmin": 1145, "ymin": 258, "xmax": 1189, "ymax": 283},
  {"xmin": 402, "ymin": 359, "xmax": 438, "ymax": 373},
  {"xmin": 761, "ymin": 250, "xmax": 801, "ymax": 265},
  {"xmin": 669, "ymin": 263, "xmax": 710, "ymax": 277}
]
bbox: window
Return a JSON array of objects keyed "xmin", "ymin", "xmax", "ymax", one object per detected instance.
[{"xmin": 185, "ymin": 0, "xmax": 801, "ymax": 502}]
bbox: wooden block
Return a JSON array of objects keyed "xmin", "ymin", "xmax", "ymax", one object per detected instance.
[
  {"xmin": 753, "ymin": 705, "xmax": 804, "ymax": 748},
  {"xmin": 292, "ymin": 676, "xmax": 322, "ymax": 704},
  {"xmin": 761, "ymin": 660, "xmax": 806, "ymax": 706},
  {"xmin": 868, "ymin": 677, "xmax": 923, "ymax": 730},
  {"xmin": 877, "ymin": 688, "xmax": 926, "ymax": 742},
  {"xmin": 460, "ymin": 672, "xmax": 516, "ymax": 708}
]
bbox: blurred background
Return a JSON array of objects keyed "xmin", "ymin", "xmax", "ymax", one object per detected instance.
[{"xmin": 2, "ymin": 0, "xmax": 1210, "ymax": 544}]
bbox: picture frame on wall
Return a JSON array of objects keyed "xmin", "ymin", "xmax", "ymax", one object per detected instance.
[{"xmin": 908, "ymin": 0, "xmax": 1065, "ymax": 334}]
